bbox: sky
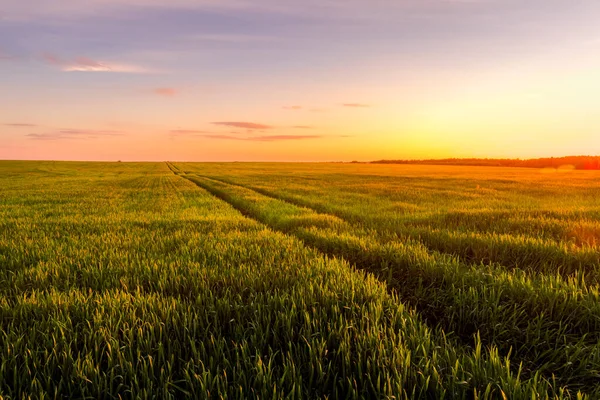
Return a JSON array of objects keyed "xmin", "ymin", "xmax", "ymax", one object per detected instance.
[{"xmin": 1, "ymin": 0, "xmax": 599, "ymax": 161}]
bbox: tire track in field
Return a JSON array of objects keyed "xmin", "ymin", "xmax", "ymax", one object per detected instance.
[
  {"xmin": 166, "ymin": 164, "xmax": 488, "ymax": 351},
  {"xmin": 187, "ymin": 173, "xmax": 600, "ymax": 284},
  {"xmin": 166, "ymin": 165, "xmax": 479, "ymax": 345},
  {"xmin": 165, "ymin": 162, "xmax": 181, "ymax": 174},
  {"xmin": 172, "ymin": 166, "xmax": 600, "ymax": 305},
  {"xmin": 166, "ymin": 164, "xmax": 600, "ymax": 395},
  {"xmin": 163, "ymin": 162, "xmax": 593, "ymax": 399}
]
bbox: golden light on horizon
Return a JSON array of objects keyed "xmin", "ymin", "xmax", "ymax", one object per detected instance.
[{"xmin": 1, "ymin": 0, "xmax": 599, "ymax": 161}]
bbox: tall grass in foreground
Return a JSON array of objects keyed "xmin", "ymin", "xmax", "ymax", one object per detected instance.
[
  {"xmin": 0, "ymin": 161, "xmax": 575, "ymax": 398},
  {"xmin": 182, "ymin": 172, "xmax": 600, "ymax": 396}
]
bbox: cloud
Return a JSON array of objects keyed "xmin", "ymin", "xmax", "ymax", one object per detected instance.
[
  {"xmin": 4, "ymin": 123, "xmax": 37, "ymax": 127},
  {"xmin": 343, "ymin": 103, "xmax": 371, "ymax": 108},
  {"xmin": 26, "ymin": 129, "xmax": 124, "ymax": 140},
  {"xmin": 200, "ymin": 134, "xmax": 322, "ymax": 142},
  {"xmin": 42, "ymin": 53, "xmax": 149, "ymax": 73},
  {"xmin": 154, "ymin": 87, "xmax": 178, "ymax": 96},
  {"xmin": 212, "ymin": 122, "xmax": 273, "ymax": 129},
  {"xmin": 293, "ymin": 125, "xmax": 314, "ymax": 129},
  {"xmin": 283, "ymin": 106, "xmax": 303, "ymax": 110}
]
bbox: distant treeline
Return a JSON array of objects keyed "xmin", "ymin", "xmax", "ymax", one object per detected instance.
[{"xmin": 371, "ymin": 156, "xmax": 600, "ymax": 170}]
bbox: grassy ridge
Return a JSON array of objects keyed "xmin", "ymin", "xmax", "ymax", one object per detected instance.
[
  {"xmin": 0, "ymin": 161, "xmax": 570, "ymax": 398},
  {"xmin": 173, "ymin": 167, "xmax": 600, "ymax": 395}
]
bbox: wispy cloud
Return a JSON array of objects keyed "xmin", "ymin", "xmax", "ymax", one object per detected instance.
[
  {"xmin": 154, "ymin": 87, "xmax": 178, "ymax": 96},
  {"xmin": 212, "ymin": 122, "xmax": 273, "ymax": 129},
  {"xmin": 42, "ymin": 53, "xmax": 149, "ymax": 73},
  {"xmin": 293, "ymin": 125, "xmax": 314, "ymax": 129},
  {"xmin": 283, "ymin": 106, "xmax": 303, "ymax": 110},
  {"xmin": 26, "ymin": 129, "xmax": 124, "ymax": 140},
  {"xmin": 343, "ymin": 103, "xmax": 371, "ymax": 108},
  {"xmin": 4, "ymin": 123, "xmax": 38, "ymax": 127},
  {"xmin": 200, "ymin": 134, "xmax": 322, "ymax": 141}
]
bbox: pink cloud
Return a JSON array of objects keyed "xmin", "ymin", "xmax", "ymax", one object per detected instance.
[
  {"xmin": 4, "ymin": 123, "xmax": 38, "ymax": 127},
  {"xmin": 343, "ymin": 103, "xmax": 371, "ymax": 108},
  {"xmin": 71, "ymin": 57, "xmax": 108, "ymax": 70},
  {"xmin": 26, "ymin": 129, "xmax": 124, "ymax": 140},
  {"xmin": 200, "ymin": 134, "xmax": 322, "ymax": 142},
  {"xmin": 283, "ymin": 106, "xmax": 303, "ymax": 110},
  {"xmin": 154, "ymin": 87, "xmax": 178, "ymax": 97},
  {"xmin": 212, "ymin": 122, "xmax": 273, "ymax": 130},
  {"xmin": 42, "ymin": 53, "xmax": 149, "ymax": 73}
]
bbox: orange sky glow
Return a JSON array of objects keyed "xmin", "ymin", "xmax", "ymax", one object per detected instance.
[{"xmin": 1, "ymin": 0, "xmax": 599, "ymax": 161}]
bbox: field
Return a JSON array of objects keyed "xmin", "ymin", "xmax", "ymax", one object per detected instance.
[{"xmin": 1, "ymin": 161, "xmax": 599, "ymax": 399}]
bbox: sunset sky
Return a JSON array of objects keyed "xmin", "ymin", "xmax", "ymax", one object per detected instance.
[{"xmin": 1, "ymin": 0, "xmax": 599, "ymax": 161}]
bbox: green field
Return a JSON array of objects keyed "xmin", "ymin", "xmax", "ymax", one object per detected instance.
[{"xmin": 1, "ymin": 161, "xmax": 599, "ymax": 399}]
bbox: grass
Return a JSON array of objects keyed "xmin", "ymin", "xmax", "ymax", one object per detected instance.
[
  {"xmin": 0, "ymin": 160, "xmax": 598, "ymax": 398},
  {"xmin": 175, "ymin": 171, "xmax": 600, "ymax": 395}
]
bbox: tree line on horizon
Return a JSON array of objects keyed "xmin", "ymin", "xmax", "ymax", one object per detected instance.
[{"xmin": 370, "ymin": 155, "xmax": 600, "ymax": 170}]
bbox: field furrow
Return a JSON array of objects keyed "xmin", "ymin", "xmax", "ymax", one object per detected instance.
[
  {"xmin": 188, "ymin": 170, "xmax": 600, "ymax": 284},
  {"xmin": 175, "ymin": 171, "xmax": 600, "ymax": 395}
]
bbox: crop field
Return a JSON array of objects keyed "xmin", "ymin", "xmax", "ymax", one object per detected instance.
[{"xmin": 1, "ymin": 161, "xmax": 599, "ymax": 399}]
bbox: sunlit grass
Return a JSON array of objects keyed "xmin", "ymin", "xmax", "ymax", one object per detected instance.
[{"xmin": 0, "ymin": 160, "xmax": 598, "ymax": 398}]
